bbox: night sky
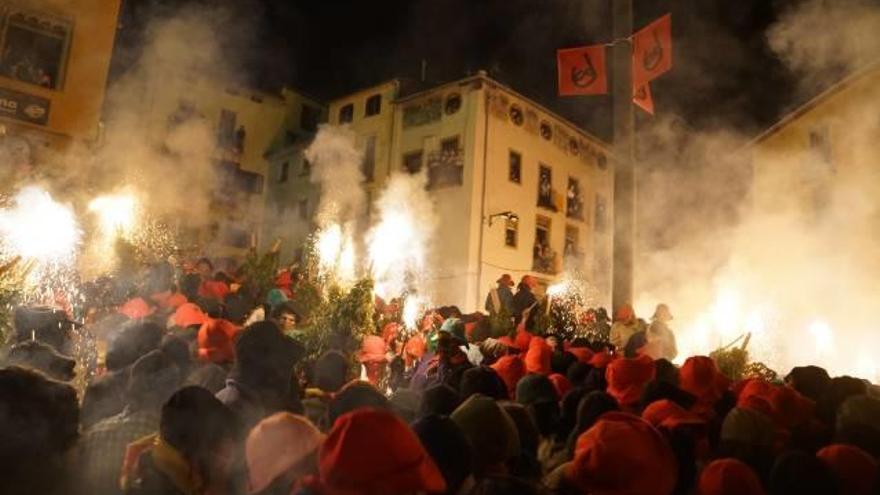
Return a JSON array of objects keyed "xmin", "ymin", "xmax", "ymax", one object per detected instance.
[{"xmin": 113, "ymin": 0, "xmax": 807, "ymax": 141}]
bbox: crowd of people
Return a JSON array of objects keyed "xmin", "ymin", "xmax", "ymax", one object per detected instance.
[{"xmin": 1, "ymin": 262, "xmax": 879, "ymax": 495}]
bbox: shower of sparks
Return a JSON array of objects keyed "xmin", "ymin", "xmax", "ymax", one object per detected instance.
[
  {"xmin": 0, "ymin": 186, "xmax": 80, "ymax": 264},
  {"xmin": 402, "ymin": 294, "xmax": 429, "ymax": 331},
  {"xmin": 88, "ymin": 194, "xmax": 138, "ymax": 237},
  {"xmin": 315, "ymin": 223, "xmax": 357, "ymax": 284},
  {"xmin": 368, "ymin": 210, "xmax": 424, "ymax": 300}
]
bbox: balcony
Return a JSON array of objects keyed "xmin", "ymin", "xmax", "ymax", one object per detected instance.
[{"xmin": 532, "ymin": 243, "xmax": 559, "ymax": 275}]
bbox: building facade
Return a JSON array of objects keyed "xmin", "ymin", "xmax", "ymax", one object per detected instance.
[
  {"xmin": 0, "ymin": 0, "xmax": 120, "ymax": 175},
  {"xmin": 266, "ymin": 73, "xmax": 614, "ymax": 311}
]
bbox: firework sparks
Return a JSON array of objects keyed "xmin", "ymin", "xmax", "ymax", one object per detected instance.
[
  {"xmin": 807, "ymin": 319, "xmax": 834, "ymax": 356},
  {"xmin": 402, "ymin": 294, "xmax": 428, "ymax": 330},
  {"xmin": 0, "ymin": 186, "xmax": 80, "ymax": 264},
  {"xmin": 368, "ymin": 210, "xmax": 423, "ymax": 299},
  {"xmin": 88, "ymin": 194, "xmax": 138, "ymax": 237}
]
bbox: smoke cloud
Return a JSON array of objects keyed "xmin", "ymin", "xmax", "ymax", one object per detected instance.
[
  {"xmin": 304, "ymin": 125, "xmax": 366, "ymax": 229},
  {"xmin": 635, "ymin": 0, "xmax": 880, "ymax": 381}
]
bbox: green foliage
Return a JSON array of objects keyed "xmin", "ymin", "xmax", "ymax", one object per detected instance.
[
  {"xmin": 711, "ymin": 346, "xmax": 749, "ymax": 381},
  {"xmin": 298, "ymin": 277, "xmax": 376, "ymax": 361},
  {"xmin": 239, "ymin": 248, "xmax": 279, "ymax": 301}
]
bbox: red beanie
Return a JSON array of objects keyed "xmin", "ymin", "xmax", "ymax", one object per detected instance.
[
  {"xmin": 514, "ymin": 328, "xmax": 533, "ymax": 352},
  {"xmin": 697, "ymin": 458, "xmax": 765, "ymax": 495},
  {"xmin": 569, "ymin": 347, "xmax": 594, "ymax": 364},
  {"xmin": 197, "ymin": 318, "xmax": 240, "ymax": 364},
  {"xmin": 320, "ymin": 408, "xmax": 447, "ymax": 495},
  {"xmin": 642, "ymin": 399, "xmax": 705, "ymax": 430},
  {"xmin": 567, "ymin": 412, "xmax": 677, "ymax": 495},
  {"xmin": 173, "ymin": 303, "xmax": 208, "ymax": 328},
  {"xmin": 605, "ymin": 354, "xmax": 655, "ymax": 409},
  {"xmin": 767, "ymin": 385, "xmax": 814, "ymax": 429},
  {"xmin": 359, "ymin": 335, "xmax": 388, "ymax": 364},
  {"xmin": 524, "ymin": 337, "xmax": 552, "ymax": 375},
  {"xmin": 548, "ymin": 373, "xmax": 572, "ymax": 400},
  {"xmin": 491, "ymin": 355, "xmax": 526, "ymax": 399},
  {"xmin": 680, "ymin": 356, "xmax": 729, "ymax": 416},
  {"xmin": 589, "ymin": 349, "xmax": 614, "ymax": 368},
  {"xmin": 817, "ymin": 444, "xmax": 878, "ymax": 495},
  {"xmin": 198, "ymin": 279, "xmax": 230, "ymax": 300},
  {"xmin": 736, "ymin": 379, "xmax": 776, "ymax": 418},
  {"xmin": 119, "ymin": 297, "xmax": 154, "ymax": 320}
]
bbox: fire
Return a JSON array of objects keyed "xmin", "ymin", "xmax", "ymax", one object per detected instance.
[
  {"xmin": 88, "ymin": 194, "xmax": 138, "ymax": 237},
  {"xmin": 0, "ymin": 186, "xmax": 80, "ymax": 263},
  {"xmin": 315, "ymin": 223, "xmax": 356, "ymax": 284},
  {"xmin": 368, "ymin": 210, "xmax": 423, "ymax": 299}
]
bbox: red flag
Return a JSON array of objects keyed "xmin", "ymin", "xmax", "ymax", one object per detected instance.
[
  {"xmin": 633, "ymin": 84, "xmax": 654, "ymax": 115},
  {"xmin": 632, "ymin": 14, "xmax": 672, "ymax": 88},
  {"xmin": 557, "ymin": 45, "xmax": 608, "ymax": 96}
]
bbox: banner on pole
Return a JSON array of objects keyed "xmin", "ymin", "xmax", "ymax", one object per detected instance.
[
  {"xmin": 632, "ymin": 13, "xmax": 672, "ymax": 88},
  {"xmin": 633, "ymin": 84, "xmax": 654, "ymax": 115},
  {"xmin": 557, "ymin": 45, "xmax": 608, "ymax": 96}
]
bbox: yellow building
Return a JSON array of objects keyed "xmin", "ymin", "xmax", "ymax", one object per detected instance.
[
  {"xmin": 121, "ymin": 68, "xmax": 325, "ymax": 259},
  {"xmin": 750, "ymin": 64, "xmax": 880, "ymax": 216},
  {"xmin": 266, "ymin": 72, "xmax": 614, "ymax": 310},
  {"xmin": 0, "ymin": 0, "xmax": 120, "ymax": 162}
]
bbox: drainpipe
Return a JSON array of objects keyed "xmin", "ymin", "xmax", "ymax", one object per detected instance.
[{"xmin": 475, "ymin": 73, "xmax": 490, "ymax": 310}]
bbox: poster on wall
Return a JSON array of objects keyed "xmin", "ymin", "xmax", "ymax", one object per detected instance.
[{"xmin": 0, "ymin": 86, "xmax": 50, "ymax": 125}]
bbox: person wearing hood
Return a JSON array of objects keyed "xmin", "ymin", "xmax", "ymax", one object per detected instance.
[
  {"xmin": 413, "ymin": 415, "xmax": 476, "ymax": 495},
  {"xmin": 77, "ymin": 350, "xmax": 182, "ymax": 495},
  {"xmin": 451, "ymin": 394, "xmax": 521, "ymax": 478},
  {"xmin": 422, "ymin": 318, "xmax": 473, "ymax": 390},
  {"xmin": 485, "ymin": 274, "xmax": 515, "ymax": 315},
  {"xmin": 512, "ymin": 276, "xmax": 539, "ymax": 327},
  {"xmin": 216, "ymin": 321, "xmax": 305, "ymax": 431},
  {"xmin": 246, "ymin": 413, "xmax": 323, "ymax": 495},
  {"xmin": 358, "ymin": 335, "xmax": 389, "ymax": 389},
  {"xmin": 121, "ymin": 386, "xmax": 242, "ymax": 495},
  {"xmin": 609, "ymin": 304, "xmax": 641, "ymax": 352},
  {"xmin": 308, "ymin": 408, "xmax": 447, "ymax": 495},
  {"xmin": 645, "ymin": 303, "xmax": 678, "ymax": 361}
]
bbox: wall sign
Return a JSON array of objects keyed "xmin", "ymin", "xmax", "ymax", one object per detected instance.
[{"xmin": 0, "ymin": 86, "xmax": 50, "ymax": 125}]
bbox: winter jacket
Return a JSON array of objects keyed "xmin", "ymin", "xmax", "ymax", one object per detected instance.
[
  {"xmin": 645, "ymin": 320, "xmax": 678, "ymax": 361},
  {"xmin": 610, "ymin": 321, "xmax": 640, "ymax": 351},
  {"xmin": 485, "ymin": 285, "xmax": 515, "ymax": 314}
]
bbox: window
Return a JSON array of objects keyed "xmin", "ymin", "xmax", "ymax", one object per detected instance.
[
  {"xmin": 566, "ymin": 177, "xmax": 584, "ymax": 220},
  {"xmin": 0, "ymin": 8, "xmax": 72, "ymax": 89},
  {"xmin": 509, "ymin": 151, "xmax": 522, "ymax": 183},
  {"xmin": 365, "ymin": 94, "xmax": 382, "ymax": 116},
  {"xmin": 537, "ymin": 164, "xmax": 555, "ymax": 210},
  {"xmin": 509, "ymin": 104, "xmax": 524, "ymax": 126},
  {"xmin": 445, "ymin": 93, "xmax": 462, "ymax": 115},
  {"xmin": 403, "ymin": 150, "xmax": 423, "ymax": 174},
  {"xmin": 279, "ymin": 161, "xmax": 289, "ymax": 183},
  {"xmin": 504, "ymin": 217, "xmax": 518, "ymax": 248},
  {"xmin": 533, "ymin": 215, "xmax": 556, "ymax": 274},
  {"xmin": 300, "ymin": 104, "xmax": 320, "ymax": 132},
  {"xmin": 300, "ymin": 159, "xmax": 311, "ymax": 177},
  {"xmin": 298, "ymin": 199, "xmax": 308, "ymax": 220},
  {"xmin": 441, "ymin": 135, "xmax": 459, "ymax": 154},
  {"xmin": 540, "ymin": 121, "xmax": 552, "ymax": 140},
  {"xmin": 338, "ymin": 103, "xmax": 354, "ymax": 124},
  {"xmin": 217, "ymin": 109, "xmax": 237, "ymax": 148},
  {"xmin": 362, "ymin": 136, "xmax": 376, "ymax": 182},
  {"xmin": 564, "ymin": 225, "xmax": 579, "ymax": 257},
  {"xmin": 594, "ymin": 194, "xmax": 607, "ymax": 232}
]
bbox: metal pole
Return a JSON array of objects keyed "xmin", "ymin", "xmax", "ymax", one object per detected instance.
[{"xmin": 611, "ymin": 0, "xmax": 635, "ymax": 313}]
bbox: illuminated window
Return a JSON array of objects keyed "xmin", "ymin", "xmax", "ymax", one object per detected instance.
[{"xmin": 0, "ymin": 7, "xmax": 72, "ymax": 89}]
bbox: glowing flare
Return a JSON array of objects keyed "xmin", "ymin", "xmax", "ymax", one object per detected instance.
[
  {"xmin": 368, "ymin": 210, "xmax": 424, "ymax": 299},
  {"xmin": 88, "ymin": 194, "xmax": 137, "ymax": 236},
  {"xmin": 807, "ymin": 320, "xmax": 834, "ymax": 355},
  {"xmin": 402, "ymin": 295, "xmax": 428, "ymax": 330},
  {"xmin": 0, "ymin": 186, "xmax": 80, "ymax": 263},
  {"xmin": 546, "ymin": 281, "xmax": 569, "ymax": 297},
  {"xmin": 316, "ymin": 224, "xmax": 343, "ymax": 271}
]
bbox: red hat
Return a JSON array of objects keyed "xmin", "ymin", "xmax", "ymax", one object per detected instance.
[
  {"xmin": 614, "ymin": 304, "xmax": 635, "ymax": 322},
  {"xmin": 569, "ymin": 347, "xmax": 594, "ymax": 365},
  {"xmin": 736, "ymin": 379, "xmax": 776, "ymax": 418},
  {"xmin": 173, "ymin": 303, "xmax": 208, "ymax": 328},
  {"xmin": 521, "ymin": 275, "xmax": 538, "ymax": 289},
  {"xmin": 605, "ymin": 354, "xmax": 655, "ymax": 409},
  {"xmin": 247, "ymin": 413, "xmax": 324, "ymax": 494},
  {"xmin": 567, "ymin": 412, "xmax": 677, "ymax": 495},
  {"xmin": 381, "ymin": 322, "xmax": 399, "ymax": 345},
  {"xmin": 119, "ymin": 297, "xmax": 154, "ymax": 320},
  {"xmin": 164, "ymin": 292, "xmax": 188, "ymax": 309},
  {"xmin": 767, "ymin": 385, "xmax": 814, "ymax": 429},
  {"xmin": 817, "ymin": 444, "xmax": 878, "ymax": 495},
  {"xmin": 359, "ymin": 335, "xmax": 388, "ymax": 364},
  {"xmin": 642, "ymin": 399, "xmax": 705, "ymax": 430},
  {"xmin": 198, "ymin": 318, "xmax": 240, "ymax": 364},
  {"xmin": 524, "ymin": 336, "xmax": 552, "ymax": 375},
  {"xmin": 548, "ymin": 373, "xmax": 572, "ymax": 400},
  {"xmin": 199, "ymin": 280, "xmax": 230, "ymax": 301},
  {"xmin": 680, "ymin": 356, "xmax": 729, "ymax": 416},
  {"xmin": 491, "ymin": 355, "xmax": 526, "ymax": 399},
  {"xmin": 589, "ymin": 349, "xmax": 614, "ymax": 368},
  {"xmin": 514, "ymin": 328, "xmax": 533, "ymax": 352},
  {"xmin": 697, "ymin": 458, "xmax": 765, "ymax": 495},
  {"xmin": 319, "ymin": 408, "xmax": 447, "ymax": 495},
  {"xmin": 404, "ymin": 335, "xmax": 426, "ymax": 366}
]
